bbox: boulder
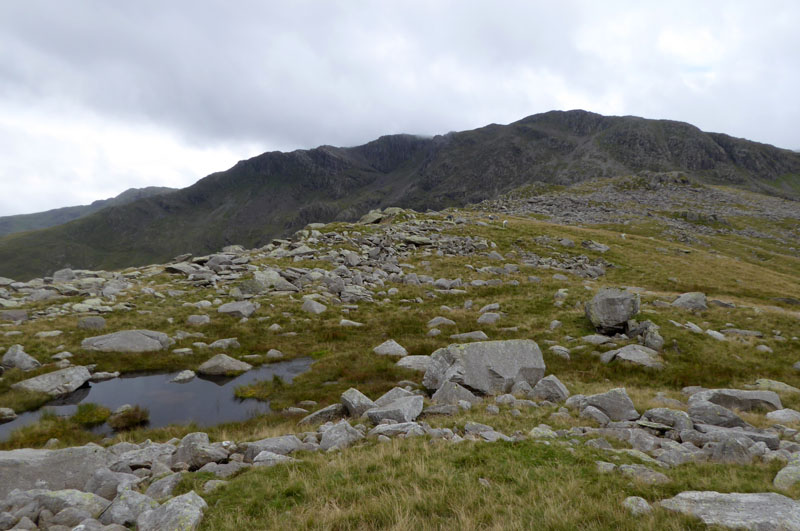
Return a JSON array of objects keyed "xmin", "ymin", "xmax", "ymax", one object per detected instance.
[
  {"xmin": 775, "ymin": 459, "xmax": 800, "ymax": 490},
  {"xmin": 319, "ymin": 420, "xmax": 364, "ymax": 451},
  {"xmin": 585, "ymin": 288, "xmax": 639, "ymax": 334},
  {"xmin": 689, "ymin": 389, "xmax": 782, "ymax": 412},
  {"xmin": 619, "ymin": 464, "xmax": 670, "ymax": 485},
  {"xmin": 0, "ymin": 446, "xmax": 107, "ymax": 499},
  {"xmin": 171, "ymin": 370, "xmax": 196, "ymax": 383},
  {"xmin": 81, "ymin": 330, "xmax": 172, "ymax": 353},
  {"xmin": 253, "ymin": 270, "xmax": 299, "ymax": 292},
  {"xmin": 431, "ymin": 382, "xmax": 480, "ymax": 405},
  {"xmin": 186, "ymin": 315, "xmax": 210, "ymax": 326},
  {"xmin": 144, "ymin": 472, "xmax": 185, "ymax": 500},
  {"xmin": 0, "ymin": 309, "xmax": 27, "ymax": 322},
  {"xmin": 373, "ymin": 340, "xmax": 408, "ymax": 357},
  {"xmin": 0, "ymin": 408, "xmax": 16, "ymax": 423},
  {"xmin": 660, "ymin": 491, "xmax": 800, "ymax": 530},
  {"xmin": 170, "ymin": 433, "xmax": 228, "ymax": 470},
  {"xmin": 671, "ymin": 292, "xmax": 708, "ymax": 311},
  {"xmin": 641, "ymin": 408, "xmax": 693, "ymax": 432},
  {"xmin": 33, "ymin": 489, "xmax": 110, "ymax": 517},
  {"xmin": 422, "ymin": 339, "xmax": 545, "ymax": 395},
  {"xmin": 711, "ymin": 438, "xmax": 752, "ymax": 465},
  {"xmin": 531, "ymin": 375, "xmax": 569, "ymax": 402},
  {"xmin": 99, "ymin": 490, "xmax": 159, "ymax": 527},
  {"xmin": 688, "ymin": 400, "xmax": 748, "ymax": 428},
  {"xmin": 301, "ymin": 299, "xmax": 327, "ymax": 315},
  {"xmin": 622, "ymin": 496, "xmax": 652, "ymax": 516},
  {"xmin": 84, "ymin": 468, "xmax": 141, "ymax": 500},
  {"xmin": 340, "ymin": 388, "xmax": 376, "ymax": 417},
  {"xmin": 253, "ymin": 451, "xmax": 295, "ymax": 466},
  {"xmin": 366, "ymin": 396, "xmax": 424, "ymax": 424},
  {"xmin": 11, "ymin": 366, "xmax": 91, "ymax": 397},
  {"xmin": 396, "ymin": 355, "xmax": 433, "ymax": 373},
  {"xmin": 243, "ymin": 435, "xmax": 305, "ymax": 462},
  {"xmin": 767, "ymin": 408, "xmax": 800, "ymax": 424},
  {"xmin": 601, "ymin": 344, "xmax": 663, "ymax": 369},
  {"xmin": 197, "ymin": 354, "xmax": 252, "ymax": 376},
  {"xmin": 584, "ymin": 388, "xmax": 639, "ymax": 421},
  {"xmin": 298, "ymin": 404, "xmax": 347, "ymax": 425},
  {"xmin": 136, "ymin": 491, "xmax": 206, "ymax": 531},
  {"xmin": 217, "ymin": 301, "xmax": 256, "ymax": 318},
  {"xmin": 374, "ymin": 387, "xmax": 415, "ymax": 407},
  {"xmin": 1, "ymin": 345, "xmax": 40, "ymax": 371}
]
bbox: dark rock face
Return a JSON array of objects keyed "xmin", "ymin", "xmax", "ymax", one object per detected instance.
[{"xmin": 1, "ymin": 110, "xmax": 799, "ymax": 280}]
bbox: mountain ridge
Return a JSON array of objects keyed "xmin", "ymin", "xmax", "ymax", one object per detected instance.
[{"xmin": 0, "ymin": 109, "xmax": 798, "ymax": 281}]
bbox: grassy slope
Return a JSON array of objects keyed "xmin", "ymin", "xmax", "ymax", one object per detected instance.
[{"xmin": 1, "ymin": 203, "xmax": 799, "ymax": 528}]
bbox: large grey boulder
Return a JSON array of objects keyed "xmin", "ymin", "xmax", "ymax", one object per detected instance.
[
  {"xmin": 243, "ymin": 435, "xmax": 305, "ymax": 462},
  {"xmin": 31, "ymin": 489, "xmax": 111, "ymax": 517},
  {"xmin": 144, "ymin": 472, "xmax": 185, "ymax": 500},
  {"xmin": 170, "ymin": 433, "xmax": 228, "ymax": 470},
  {"xmin": 423, "ymin": 339, "xmax": 545, "ymax": 395},
  {"xmin": 319, "ymin": 420, "xmax": 364, "ymax": 451},
  {"xmin": 81, "ymin": 330, "xmax": 172, "ymax": 353},
  {"xmin": 84, "ymin": 468, "xmax": 141, "ymax": 500},
  {"xmin": 99, "ymin": 489, "xmax": 159, "ymax": 526},
  {"xmin": 584, "ymin": 388, "xmax": 639, "ymax": 421},
  {"xmin": 374, "ymin": 387, "xmax": 415, "ymax": 407},
  {"xmin": 601, "ymin": 344, "xmax": 663, "ymax": 369},
  {"xmin": 340, "ymin": 388, "xmax": 375, "ymax": 417},
  {"xmin": 253, "ymin": 270, "xmax": 299, "ymax": 292},
  {"xmin": 767, "ymin": 408, "xmax": 800, "ymax": 424},
  {"xmin": 431, "ymin": 382, "xmax": 480, "ymax": 405},
  {"xmin": 642, "ymin": 408, "xmax": 693, "ymax": 432},
  {"xmin": 137, "ymin": 491, "xmax": 206, "ymax": 531},
  {"xmin": 1, "ymin": 345, "xmax": 41, "ymax": 371},
  {"xmin": 660, "ymin": 491, "xmax": 800, "ymax": 530},
  {"xmin": 11, "ymin": 366, "xmax": 91, "ymax": 397},
  {"xmin": 373, "ymin": 340, "xmax": 408, "ymax": 357},
  {"xmin": 301, "ymin": 299, "xmax": 327, "ymax": 315},
  {"xmin": 671, "ymin": 292, "xmax": 708, "ymax": 311},
  {"xmin": 710, "ymin": 438, "xmax": 752, "ymax": 465},
  {"xmin": 0, "ymin": 450, "xmax": 111, "ymax": 504},
  {"xmin": 197, "ymin": 354, "xmax": 252, "ymax": 376},
  {"xmin": 688, "ymin": 400, "xmax": 748, "ymax": 428},
  {"xmin": 217, "ymin": 301, "xmax": 256, "ymax": 318},
  {"xmin": 531, "ymin": 375, "xmax": 569, "ymax": 402},
  {"xmin": 585, "ymin": 288, "xmax": 639, "ymax": 334},
  {"xmin": 366, "ymin": 396, "xmax": 424, "ymax": 424},
  {"xmin": 693, "ymin": 424, "xmax": 780, "ymax": 450},
  {"xmin": 689, "ymin": 389, "xmax": 782, "ymax": 412}
]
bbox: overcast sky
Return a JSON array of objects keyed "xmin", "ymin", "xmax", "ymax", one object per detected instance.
[{"xmin": 1, "ymin": 1, "xmax": 798, "ymax": 216}]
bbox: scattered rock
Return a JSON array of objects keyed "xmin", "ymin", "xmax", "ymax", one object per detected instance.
[
  {"xmin": 584, "ymin": 388, "xmax": 639, "ymax": 421},
  {"xmin": 373, "ymin": 339, "xmax": 408, "ymax": 357},
  {"xmin": 585, "ymin": 288, "xmax": 640, "ymax": 334},
  {"xmin": 671, "ymin": 292, "xmax": 708, "ymax": 311},
  {"xmin": 11, "ymin": 366, "xmax": 92, "ymax": 397},
  {"xmin": 81, "ymin": 330, "xmax": 173, "ymax": 353},
  {"xmin": 660, "ymin": 491, "xmax": 800, "ymax": 529},
  {"xmin": 197, "ymin": 354, "xmax": 252, "ymax": 376},
  {"xmin": 1, "ymin": 345, "xmax": 41, "ymax": 371}
]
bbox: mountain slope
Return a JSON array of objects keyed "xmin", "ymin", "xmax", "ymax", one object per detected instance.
[
  {"xmin": 0, "ymin": 186, "xmax": 176, "ymax": 237},
  {"xmin": 1, "ymin": 109, "xmax": 799, "ymax": 280}
]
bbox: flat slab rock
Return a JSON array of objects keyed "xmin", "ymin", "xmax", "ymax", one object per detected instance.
[
  {"xmin": 423, "ymin": 339, "xmax": 545, "ymax": 395},
  {"xmin": 81, "ymin": 330, "xmax": 173, "ymax": 353},
  {"xmin": 689, "ymin": 388, "xmax": 782, "ymax": 412},
  {"xmin": 660, "ymin": 491, "xmax": 800, "ymax": 530},
  {"xmin": 0, "ymin": 445, "xmax": 110, "ymax": 498},
  {"xmin": 197, "ymin": 354, "xmax": 252, "ymax": 376},
  {"xmin": 11, "ymin": 366, "xmax": 91, "ymax": 397}
]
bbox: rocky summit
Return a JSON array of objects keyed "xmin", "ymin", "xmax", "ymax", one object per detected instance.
[{"xmin": 0, "ymin": 136, "xmax": 798, "ymax": 530}]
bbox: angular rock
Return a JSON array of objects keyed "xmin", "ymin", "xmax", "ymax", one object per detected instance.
[
  {"xmin": 1, "ymin": 345, "xmax": 40, "ymax": 371},
  {"xmin": 186, "ymin": 315, "xmax": 210, "ymax": 326},
  {"xmin": 319, "ymin": 420, "xmax": 364, "ymax": 451},
  {"xmin": 585, "ymin": 288, "xmax": 640, "ymax": 334},
  {"xmin": 99, "ymin": 490, "xmax": 159, "ymax": 527},
  {"xmin": 253, "ymin": 451, "xmax": 295, "ymax": 466},
  {"xmin": 642, "ymin": 408, "xmax": 693, "ymax": 432},
  {"xmin": 602, "ymin": 344, "xmax": 664, "ymax": 369},
  {"xmin": 340, "ymin": 388, "xmax": 376, "ymax": 417},
  {"xmin": 0, "ymin": 446, "xmax": 109, "ymax": 498},
  {"xmin": 144, "ymin": 472, "xmax": 185, "ymax": 500},
  {"xmin": 366, "ymin": 395, "xmax": 424, "ymax": 424},
  {"xmin": 136, "ymin": 491, "xmax": 206, "ymax": 531},
  {"xmin": 689, "ymin": 388, "xmax": 782, "ymax": 412},
  {"xmin": 217, "ymin": 300, "xmax": 256, "ymax": 318},
  {"xmin": 84, "ymin": 468, "xmax": 140, "ymax": 500},
  {"xmin": 81, "ymin": 330, "xmax": 172, "ymax": 353},
  {"xmin": 298, "ymin": 403, "xmax": 347, "ymax": 425},
  {"xmin": 196, "ymin": 461, "xmax": 250, "ymax": 479},
  {"xmin": 0, "ymin": 408, "xmax": 16, "ymax": 423},
  {"xmin": 423, "ymin": 339, "xmax": 545, "ymax": 395},
  {"xmin": 396, "ymin": 355, "xmax": 433, "ymax": 373},
  {"xmin": 170, "ymin": 433, "xmax": 228, "ymax": 470},
  {"xmin": 449, "ymin": 331, "xmax": 489, "ymax": 341},
  {"xmin": 711, "ymin": 438, "xmax": 752, "ymax": 465},
  {"xmin": 301, "ymin": 299, "xmax": 327, "ymax": 315},
  {"xmin": 671, "ymin": 292, "xmax": 708, "ymax": 311},
  {"xmin": 33, "ymin": 489, "xmax": 110, "ymax": 517},
  {"xmin": 374, "ymin": 387, "xmax": 414, "ymax": 407},
  {"xmin": 584, "ymin": 388, "xmax": 639, "ymax": 421},
  {"xmin": 767, "ymin": 408, "xmax": 800, "ymax": 424},
  {"xmin": 368, "ymin": 422, "xmax": 425, "ymax": 438},
  {"xmin": 11, "ymin": 366, "xmax": 91, "ymax": 397},
  {"xmin": 171, "ymin": 370, "xmax": 196, "ymax": 383},
  {"xmin": 688, "ymin": 400, "xmax": 748, "ymax": 428},
  {"xmin": 531, "ymin": 375, "xmax": 569, "ymax": 402},
  {"xmin": 373, "ymin": 339, "xmax": 408, "ymax": 357},
  {"xmin": 431, "ymin": 382, "xmax": 480, "ymax": 405},
  {"xmin": 622, "ymin": 496, "xmax": 652, "ymax": 516},
  {"xmin": 197, "ymin": 354, "xmax": 252, "ymax": 376},
  {"xmin": 660, "ymin": 491, "xmax": 800, "ymax": 529},
  {"xmin": 243, "ymin": 435, "xmax": 305, "ymax": 462},
  {"xmin": 619, "ymin": 464, "xmax": 669, "ymax": 485}
]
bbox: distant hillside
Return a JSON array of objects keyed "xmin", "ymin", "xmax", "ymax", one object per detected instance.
[
  {"xmin": 1, "ymin": 110, "xmax": 799, "ymax": 280},
  {"xmin": 0, "ymin": 187, "xmax": 176, "ymax": 237}
]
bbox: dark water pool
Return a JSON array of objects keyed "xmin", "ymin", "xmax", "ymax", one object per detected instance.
[{"xmin": 0, "ymin": 357, "xmax": 313, "ymax": 441}]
